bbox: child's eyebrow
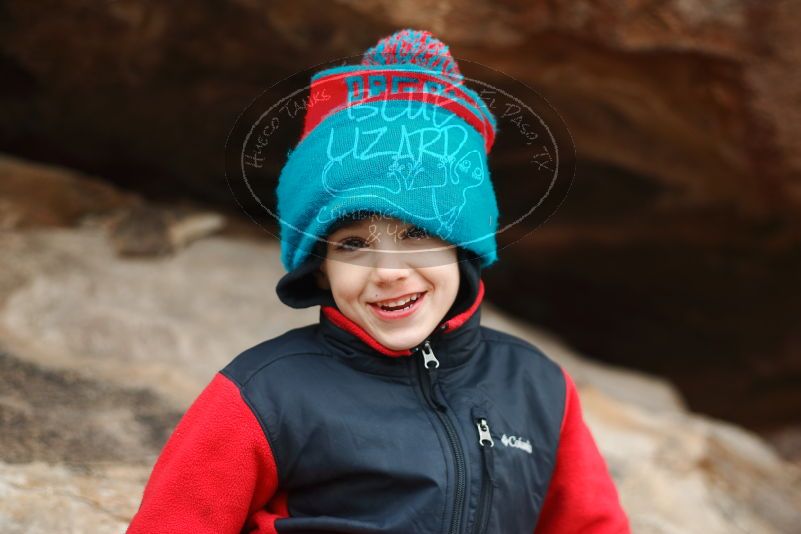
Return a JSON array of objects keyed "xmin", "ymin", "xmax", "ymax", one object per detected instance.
[{"xmin": 329, "ymin": 224, "xmax": 370, "ymax": 240}]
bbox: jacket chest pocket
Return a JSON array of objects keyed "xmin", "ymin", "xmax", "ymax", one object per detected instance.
[
  {"xmin": 468, "ymin": 405, "xmax": 496, "ymax": 534},
  {"xmin": 465, "ymin": 401, "xmax": 554, "ymax": 533}
]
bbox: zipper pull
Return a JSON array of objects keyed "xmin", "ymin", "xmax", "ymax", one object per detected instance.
[
  {"xmin": 414, "ymin": 339, "xmax": 446, "ymax": 410},
  {"xmin": 475, "ymin": 417, "xmax": 494, "ymax": 447},
  {"xmin": 420, "ymin": 340, "xmax": 440, "ymax": 369}
]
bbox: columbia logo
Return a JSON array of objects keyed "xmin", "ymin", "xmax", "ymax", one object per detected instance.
[{"xmin": 500, "ymin": 434, "xmax": 532, "ymax": 454}]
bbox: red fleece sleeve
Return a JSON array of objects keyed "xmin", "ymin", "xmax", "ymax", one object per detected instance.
[
  {"xmin": 533, "ymin": 368, "xmax": 630, "ymax": 533},
  {"xmin": 127, "ymin": 372, "xmax": 279, "ymax": 534}
]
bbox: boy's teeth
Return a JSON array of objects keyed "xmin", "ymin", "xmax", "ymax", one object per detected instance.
[{"xmin": 378, "ymin": 292, "xmax": 420, "ymax": 308}]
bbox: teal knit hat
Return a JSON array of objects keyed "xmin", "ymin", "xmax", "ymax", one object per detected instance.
[{"xmin": 277, "ymin": 29, "xmax": 499, "ymax": 271}]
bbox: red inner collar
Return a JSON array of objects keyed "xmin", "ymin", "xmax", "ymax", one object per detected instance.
[{"xmin": 321, "ymin": 279, "xmax": 485, "ymax": 357}]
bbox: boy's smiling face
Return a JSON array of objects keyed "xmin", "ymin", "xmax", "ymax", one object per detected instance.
[{"xmin": 317, "ymin": 216, "xmax": 459, "ymax": 351}]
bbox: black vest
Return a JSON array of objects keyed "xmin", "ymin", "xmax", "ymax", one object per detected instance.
[{"xmin": 222, "ymin": 300, "xmax": 566, "ymax": 533}]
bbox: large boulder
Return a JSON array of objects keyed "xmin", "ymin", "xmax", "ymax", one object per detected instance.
[
  {"xmin": 0, "ymin": 220, "xmax": 799, "ymax": 532},
  {"xmin": 1, "ymin": 0, "xmax": 799, "ymax": 438}
]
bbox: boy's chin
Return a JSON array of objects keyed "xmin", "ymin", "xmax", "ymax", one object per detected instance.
[{"xmin": 371, "ymin": 328, "xmax": 429, "ymax": 352}]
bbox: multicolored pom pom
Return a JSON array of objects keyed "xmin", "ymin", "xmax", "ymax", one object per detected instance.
[{"xmin": 361, "ymin": 29, "xmax": 463, "ymax": 82}]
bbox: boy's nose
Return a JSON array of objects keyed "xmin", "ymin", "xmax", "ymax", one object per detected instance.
[{"xmin": 370, "ymin": 250, "xmax": 413, "ymax": 282}]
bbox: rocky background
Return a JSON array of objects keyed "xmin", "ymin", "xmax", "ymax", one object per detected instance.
[{"xmin": 1, "ymin": 1, "xmax": 801, "ymax": 532}]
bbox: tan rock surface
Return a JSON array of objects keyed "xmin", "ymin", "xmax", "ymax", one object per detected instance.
[
  {"xmin": 0, "ymin": 462, "xmax": 148, "ymax": 534},
  {"xmin": 0, "ymin": 227, "xmax": 317, "ymax": 408},
  {"xmin": 2, "ymin": 0, "xmax": 800, "ymax": 443},
  {"xmin": 1, "ymin": 224, "xmax": 799, "ymax": 533},
  {"xmin": 0, "ymin": 155, "xmax": 138, "ymax": 230}
]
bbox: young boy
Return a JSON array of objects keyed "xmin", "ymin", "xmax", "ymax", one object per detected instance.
[{"xmin": 128, "ymin": 29, "xmax": 630, "ymax": 533}]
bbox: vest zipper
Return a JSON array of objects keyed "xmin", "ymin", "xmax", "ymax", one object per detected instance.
[
  {"xmin": 470, "ymin": 407, "xmax": 495, "ymax": 534},
  {"xmin": 413, "ymin": 337, "xmax": 467, "ymax": 534}
]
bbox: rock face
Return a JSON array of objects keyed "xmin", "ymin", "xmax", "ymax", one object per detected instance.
[
  {"xmin": 0, "ymin": 461, "xmax": 149, "ymax": 534},
  {"xmin": 0, "ymin": 156, "xmax": 138, "ymax": 230},
  {"xmin": 0, "ymin": 351, "xmax": 180, "ymax": 465},
  {"xmin": 0, "ymin": 225, "xmax": 799, "ymax": 533},
  {"xmin": 1, "ymin": 0, "xmax": 800, "ymax": 436},
  {"xmin": 2, "ymin": 3, "xmax": 801, "ymax": 530},
  {"xmin": 4, "ymin": 1, "xmax": 799, "ymax": 214},
  {"xmin": 0, "ymin": 227, "xmax": 318, "ymax": 408},
  {"xmin": 0, "ymin": 349, "xmax": 174, "ymax": 533},
  {"xmin": 0, "ymin": 155, "xmax": 799, "ymax": 532},
  {"xmin": 352, "ymin": 0, "xmax": 801, "ymax": 216}
]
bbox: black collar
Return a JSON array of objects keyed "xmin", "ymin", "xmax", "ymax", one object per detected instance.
[
  {"xmin": 316, "ymin": 283, "xmax": 484, "ymax": 375},
  {"xmin": 276, "ymin": 247, "xmax": 485, "ymax": 374}
]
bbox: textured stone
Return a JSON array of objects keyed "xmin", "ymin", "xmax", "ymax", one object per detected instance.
[
  {"xmin": 1, "ymin": 0, "xmax": 799, "ymax": 435},
  {"xmin": 1, "ymin": 224, "xmax": 799, "ymax": 533},
  {"xmin": 0, "ymin": 461, "xmax": 148, "ymax": 534},
  {"xmin": 0, "ymin": 155, "xmax": 137, "ymax": 230}
]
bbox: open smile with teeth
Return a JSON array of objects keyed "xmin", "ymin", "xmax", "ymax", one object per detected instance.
[{"xmin": 371, "ymin": 292, "xmax": 425, "ymax": 312}]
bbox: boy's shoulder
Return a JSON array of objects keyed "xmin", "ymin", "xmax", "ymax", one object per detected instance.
[
  {"xmin": 221, "ymin": 323, "xmax": 326, "ymax": 387},
  {"xmin": 479, "ymin": 325, "xmax": 564, "ymax": 371},
  {"xmin": 478, "ymin": 324, "xmax": 547, "ymax": 355},
  {"xmin": 479, "ymin": 324, "xmax": 540, "ymax": 350}
]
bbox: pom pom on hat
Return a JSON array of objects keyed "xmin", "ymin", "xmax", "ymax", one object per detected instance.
[{"xmin": 361, "ymin": 29, "xmax": 463, "ymax": 83}]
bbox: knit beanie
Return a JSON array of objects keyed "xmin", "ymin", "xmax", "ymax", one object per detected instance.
[{"xmin": 276, "ymin": 29, "xmax": 500, "ymax": 272}]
